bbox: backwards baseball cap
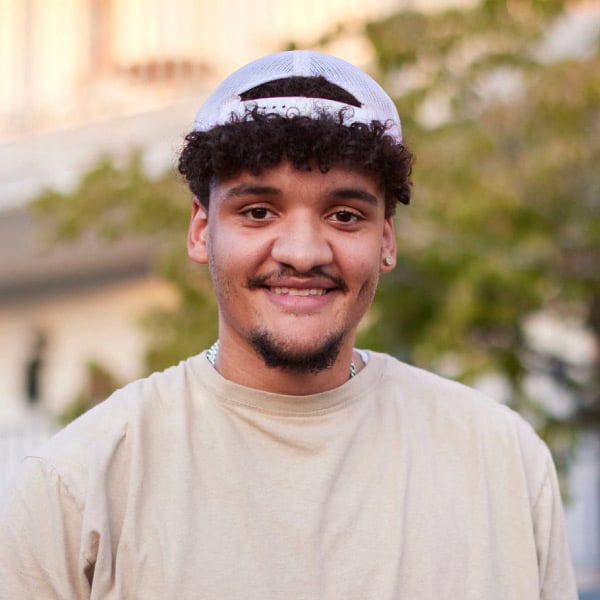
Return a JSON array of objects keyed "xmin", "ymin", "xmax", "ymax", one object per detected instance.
[{"xmin": 193, "ymin": 50, "xmax": 402, "ymax": 143}]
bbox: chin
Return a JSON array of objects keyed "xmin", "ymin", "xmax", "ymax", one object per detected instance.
[{"xmin": 249, "ymin": 329, "xmax": 346, "ymax": 374}]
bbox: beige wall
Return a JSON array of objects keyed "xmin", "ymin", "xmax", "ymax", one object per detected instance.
[
  {"xmin": 0, "ymin": 0, "xmax": 480, "ymax": 137},
  {"xmin": 0, "ymin": 276, "xmax": 177, "ymax": 422},
  {"xmin": 0, "ymin": 0, "xmax": 91, "ymax": 131}
]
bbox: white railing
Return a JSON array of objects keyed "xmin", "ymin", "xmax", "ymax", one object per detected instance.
[{"xmin": 567, "ymin": 432, "xmax": 600, "ymax": 594}]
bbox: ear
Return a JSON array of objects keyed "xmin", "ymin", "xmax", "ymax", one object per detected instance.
[
  {"xmin": 380, "ymin": 217, "xmax": 397, "ymax": 272},
  {"xmin": 187, "ymin": 199, "xmax": 209, "ymax": 264}
]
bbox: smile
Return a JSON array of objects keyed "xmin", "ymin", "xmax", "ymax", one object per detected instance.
[{"xmin": 271, "ymin": 287, "xmax": 328, "ymax": 296}]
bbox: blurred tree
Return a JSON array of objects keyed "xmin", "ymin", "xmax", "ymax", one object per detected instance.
[
  {"xmin": 33, "ymin": 151, "xmax": 218, "ymax": 376},
  {"xmin": 359, "ymin": 0, "xmax": 599, "ymax": 463}
]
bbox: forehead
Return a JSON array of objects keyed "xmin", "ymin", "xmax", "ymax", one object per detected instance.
[{"xmin": 209, "ymin": 162, "xmax": 384, "ymax": 204}]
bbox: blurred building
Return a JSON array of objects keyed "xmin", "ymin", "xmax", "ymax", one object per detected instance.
[
  {"xmin": 0, "ymin": 0, "xmax": 418, "ymax": 139},
  {"xmin": 0, "ymin": 0, "xmax": 599, "ymax": 594}
]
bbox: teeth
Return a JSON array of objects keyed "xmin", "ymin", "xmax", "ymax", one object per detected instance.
[{"xmin": 272, "ymin": 287, "xmax": 327, "ymax": 296}]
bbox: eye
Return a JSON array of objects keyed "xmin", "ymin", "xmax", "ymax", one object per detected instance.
[
  {"xmin": 241, "ymin": 206, "xmax": 274, "ymax": 220},
  {"xmin": 329, "ymin": 210, "xmax": 361, "ymax": 224}
]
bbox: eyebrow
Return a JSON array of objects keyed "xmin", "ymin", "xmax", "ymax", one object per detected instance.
[
  {"xmin": 221, "ymin": 183, "xmax": 380, "ymax": 206},
  {"xmin": 329, "ymin": 188, "xmax": 379, "ymax": 206},
  {"xmin": 223, "ymin": 184, "xmax": 280, "ymax": 199}
]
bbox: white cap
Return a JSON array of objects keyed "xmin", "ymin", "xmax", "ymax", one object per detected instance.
[{"xmin": 193, "ymin": 50, "xmax": 402, "ymax": 143}]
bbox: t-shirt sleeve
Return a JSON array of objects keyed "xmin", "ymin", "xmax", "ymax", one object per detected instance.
[
  {"xmin": 534, "ymin": 454, "xmax": 578, "ymax": 600},
  {"xmin": 0, "ymin": 457, "xmax": 91, "ymax": 600}
]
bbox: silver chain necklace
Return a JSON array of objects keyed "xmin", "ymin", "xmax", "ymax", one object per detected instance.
[
  {"xmin": 206, "ymin": 339, "xmax": 220, "ymax": 367},
  {"xmin": 206, "ymin": 340, "xmax": 357, "ymax": 379}
]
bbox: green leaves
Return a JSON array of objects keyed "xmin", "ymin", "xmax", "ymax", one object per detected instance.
[
  {"xmin": 31, "ymin": 150, "xmax": 219, "ymax": 375},
  {"xmin": 33, "ymin": 151, "xmax": 191, "ymax": 243},
  {"xmin": 360, "ymin": 1, "xmax": 600, "ymax": 453}
]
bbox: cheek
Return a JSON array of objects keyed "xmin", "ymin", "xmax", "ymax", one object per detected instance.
[
  {"xmin": 207, "ymin": 230, "xmax": 265, "ymax": 298},
  {"xmin": 346, "ymin": 258, "xmax": 381, "ymax": 308},
  {"xmin": 341, "ymin": 240, "xmax": 381, "ymax": 280},
  {"xmin": 206, "ymin": 236, "xmax": 237, "ymax": 300},
  {"xmin": 207, "ymin": 227, "xmax": 242, "ymax": 271},
  {"xmin": 357, "ymin": 269, "xmax": 380, "ymax": 300},
  {"xmin": 210, "ymin": 225, "xmax": 268, "ymax": 264}
]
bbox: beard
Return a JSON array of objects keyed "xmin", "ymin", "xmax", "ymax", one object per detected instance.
[{"xmin": 249, "ymin": 329, "xmax": 345, "ymax": 375}]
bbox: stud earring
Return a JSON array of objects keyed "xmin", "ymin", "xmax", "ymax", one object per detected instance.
[{"xmin": 383, "ymin": 256, "xmax": 394, "ymax": 266}]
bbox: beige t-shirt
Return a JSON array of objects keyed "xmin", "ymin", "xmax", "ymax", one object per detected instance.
[{"xmin": 0, "ymin": 352, "xmax": 577, "ymax": 599}]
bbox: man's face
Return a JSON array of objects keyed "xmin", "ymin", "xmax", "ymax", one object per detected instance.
[{"xmin": 188, "ymin": 161, "xmax": 396, "ymax": 374}]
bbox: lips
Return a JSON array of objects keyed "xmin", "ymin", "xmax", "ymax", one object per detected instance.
[
  {"xmin": 263, "ymin": 283, "xmax": 336, "ymax": 311},
  {"xmin": 248, "ymin": 270, "xmax": 348, "ymax": 295},
  {"xmin": 271, "ymin": 287, "xmax": 328, "ymax": 296},
  {"xmin": 249, "ymin": 273, "xmax": 342, "ymax": 311}
]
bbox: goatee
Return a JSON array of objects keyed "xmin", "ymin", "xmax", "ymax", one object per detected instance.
[{"xmin": 250, "ymin": 330, "xmax": 344, "ymax": 375}]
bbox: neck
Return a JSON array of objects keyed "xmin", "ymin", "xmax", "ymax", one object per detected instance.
[{"xmin": 207, "ymin": 336, "xmax": 360, "ymax": 395}]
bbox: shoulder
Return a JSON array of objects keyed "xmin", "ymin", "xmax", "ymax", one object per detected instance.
[
  {"xmin": 38, "ymin": 354, "xmax": 199, "ymax": 449},
  {"xmin": 369, "ymin": 351, "xmax": 552, "ymax": 498},
  {"xmin": 371, "ymin": 350, "xmax": 535, "ymax": 427},
  {"xmin": 19, "ymin": 354, "xmax": 205, "ymax": 504}
]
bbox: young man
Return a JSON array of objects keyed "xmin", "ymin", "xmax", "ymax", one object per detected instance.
[{"xmin": 0, "ymin": 51, "xmax": 577, "ymax": 599}]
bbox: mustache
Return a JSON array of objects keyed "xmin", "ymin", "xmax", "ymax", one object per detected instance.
[{"xmin": 247, "ymin": 268, "xmax": 348, "ymax": 293}]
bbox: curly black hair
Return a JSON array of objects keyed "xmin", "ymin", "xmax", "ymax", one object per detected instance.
[{"xmin": 178, "ymin": 77, "xmax": 413, "ymax": 218}]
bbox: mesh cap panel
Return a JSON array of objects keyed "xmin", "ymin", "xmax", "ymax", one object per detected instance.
[{"xmin": 193, "ymin": 50, "xmax": 402, "ymax": 142}]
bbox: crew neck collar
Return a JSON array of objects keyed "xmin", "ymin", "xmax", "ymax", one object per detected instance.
[{"xmin": 190, "ymin": 349, "xmax": 384, "ymax": 416}]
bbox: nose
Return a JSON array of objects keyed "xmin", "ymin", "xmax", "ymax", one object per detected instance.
[{"xmin": 271, "ymin": 217, "xmax": 333, "ymax": 273}]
